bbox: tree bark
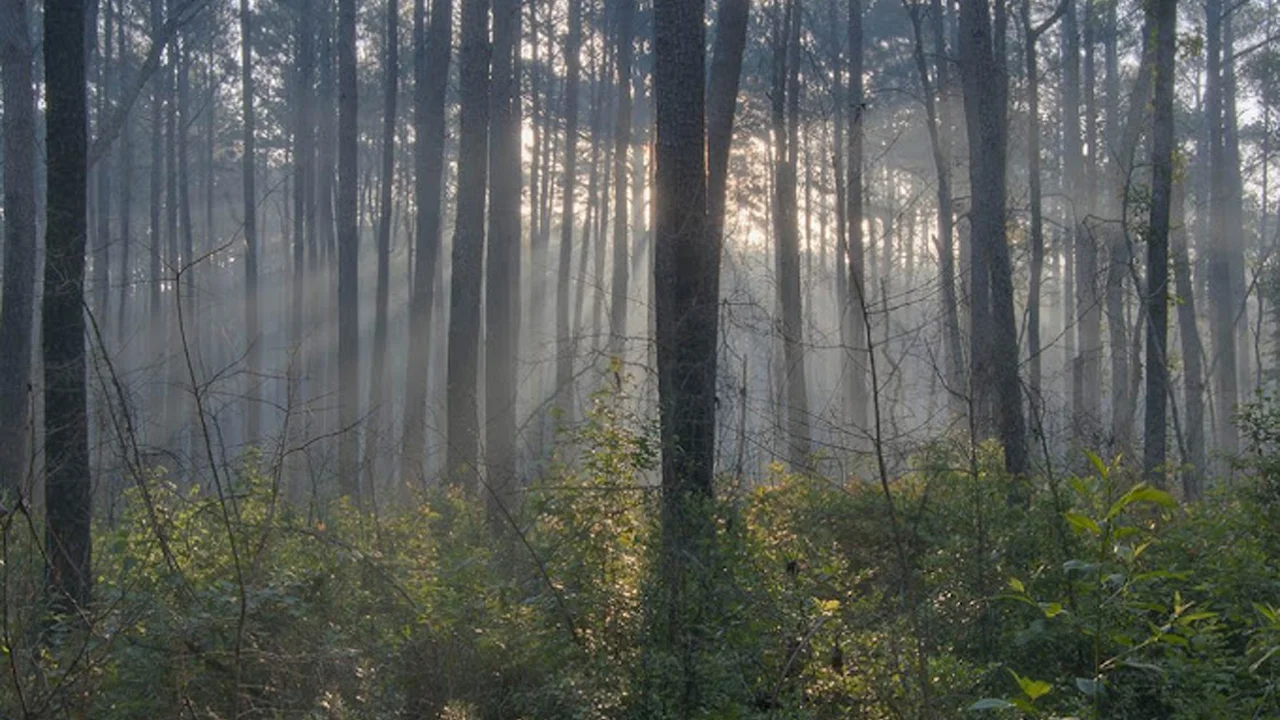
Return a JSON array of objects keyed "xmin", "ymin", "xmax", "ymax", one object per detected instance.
[
  {"xmin": 846, "ymin": 0, "xmax": 869, "ymax": 433},
  {"xmin": 401, "ymin": 0, "xmax": 451, "ymax": 486},
  {"xmin": 336, "ymin": 0, "xmax": 361, "ymax": 496},
  {"xmin": 44, "ymin": 0, "xmax": 93, "ymax": 614},
  {"xmin": 772, "ymin": 0, "xmax": 810, "ymax": 469},
  {"xmin": 608, "ymin": 0, "xmax": 637, "ymax": 359},
  {"xmin": 1142, "ymin": 0, "xmax": 1176, "ymax": 483},
  {"xmin": 486, "ymin": 0, "xmax": 521, "ymax": 521},
  {"xmin": 241, "ymin": 0, "xmax": 261, "ymax": 447},
  {"xmin": 0, "ymin": 0, "xmax": 38, "ymax": 498},
  {"xmin": 363, "ymin": 0, "xmax": 398, "ymax": 501},
  {"xmin": 959, "ymin": 0, "xmax": 1028, "ymax": 480},
  {"xmin": 554, "ymin": 0, "xmax": 583, "ymax": 415},
  {"xmin": 446, "ymin": 0, "xmax": 491, "ymax": 488}
]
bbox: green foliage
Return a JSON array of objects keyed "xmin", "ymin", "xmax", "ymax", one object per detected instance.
[{"xmin": 5, "ymin": 388, "xmax": 1280, "ymax": 719}]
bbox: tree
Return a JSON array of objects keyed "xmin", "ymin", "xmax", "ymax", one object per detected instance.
[
  {"xmin": 555, "ymin": 0, "xmax": 583, "ymax": 414},
  {"xmin": 240, "ymin": 0, "xmax": 261, "ymax": 448},
  {"xmin": 401, "ymin": 0, "xmax": 451, "ymax": 486},
  {"xmin": 846, "ymin": 0, "xmax": 869, "ymax": 432},
  {"xmin": 609, "ymin": 0, "xmax": 637, "ymax": 358},
  {"xmin": 959, "ymin": 0, "xmax": 1028, "ymax": 479},
  {"xmin": 486, "ymin": 0, "xmax": 521, "ymax": 518},
  {"xmin": 905, "ymin": 0, "xmax": 963, "ymax": 416},
  {"xmin": 0, "ymin": 0, "xmax": 37, "ymax": 498},
  {"xmin": 336, "ymin": 0, "xmax": 361, "ymax": 495},
  {"xmin": 772, "ymin": 0, "xmax": 811, "ymax": 469},
  {"xmin": 1020, "ymin": 0, "xmax": 1067, "ymax": 407},
  {"xmin": 446, "ymin": 0, "xmax": 491, "ymax": 487},
  {"xmin": 290, "ymin": 0, "xmax": 315, "ymax": 494},
  {"xmin": 44, "ymin": 0, "xmax": 92, "ymax": 613},
  {"xmin": 364, "ymin": 0, "xmax": 398, "ymax": 498},
  {"xmin": 1142, "ymin": 0, "xmax": 1176, "ymax": 483}
]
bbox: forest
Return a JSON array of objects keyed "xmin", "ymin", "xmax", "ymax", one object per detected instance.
[{"xmin": 3, "ymin": 0, "xmax": 1280, "ymax": 715}]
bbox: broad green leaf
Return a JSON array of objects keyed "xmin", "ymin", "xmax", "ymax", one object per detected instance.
[
  {"xmin": 969, "ymin": 698, "xmax": 1015, "ymax": 711},
  {"xmin": 1065, "ymin": 511, "xmax": 1102, "ymax": 536},
  {"xmin": 1008, "ymin": 577, "xmax": 1026, "ymax": 594},
  {"xmin": 1011, "ymin": 670, "xmax": 1052, "ymax": 701},
  {"xmin": 1085, "ymin": 450, "xmax": 1110, "ymax": 479}
]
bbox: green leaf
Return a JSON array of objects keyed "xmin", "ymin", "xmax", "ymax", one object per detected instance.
[
  {"xmin": 1041, "ymin": 602, "xmax": 1065, "ymax": 618},
  {"xmin": 1008, "ymin": 577, "xmax": 1026, "ymax": 594},
  {"xmin": 969, "ymin": 698, "xmax": 1015, "ymax": 711},
  {"xmin": 1075, "ymin": 677, "xmax": 1102, "ymax": 696},
  {"xmin": 1107, "ymin": 483, "xmax": 1176, "ymax": 520},
  {"xmin": 1011, "ymin": 670, "xmax": 1052, "ymax": 701},
  {"xmin": 1086, "ymin": 450, "xmax": 1110, "ymax": 479},
  {"xmin": 1065, "ymin": 511, "xmax": 1102, "ymax": 536}
]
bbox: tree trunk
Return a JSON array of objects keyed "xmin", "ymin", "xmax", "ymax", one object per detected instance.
[
  {"xmin": 907, "ymin": 0, "xmax": 962, "ymax": 417},
  {"xmin": 0, "ymin": 0, "xmax": 37, "ymax": 498},
  {"xmin": 608, "ymin": 0, "xmax": 637, "ymax": 358},
  {"xmin": 1205, "ymin": 0, "xmax": 1239, "ymax": 458},
  {"xmin": 554, "ymin": 0, "xmax": 583, "ymax": 415},
  {"xmin": 960, "ymin": 0, "xmax": 1028, "ymax": 480},
  {"xmin": 446, "ymin": 0, "xmax": 490, "ymax": 488},
  {"xmin": 653, "ymin": 0, "xmax": 725, "ymax": 710},
  {"xmin": 772, "ymin": 0, "xmax": 810, "ymax": 470},
  {"xmin": 1020, "ymin": 0, "xmax": 1065, "ymax": 412},
  {"xmin": 707, "ymin": 0, "xmax": 749, "ymax": 245},
  {"xmin": 336, "ymin": 0, "xmax": 361, "ymax": 496},
  {"xmin": 290, "ymin": 0, "xmax": 314, "ymax": 495},
  {"xmin": 1075, "ymin": 0, "xmax": 1103, "ymax": 442},
  {"xmin": 1142, "ymin": 0, "xmax": 1175, "ymax": 482},
  {"xmin": 241, "ymin": 0, "xmax": 261, "ymax": 447},
  {"xmin": 1172, "ymin": 177, "xmax": 1206, "ymax": 498},
  {"xmin": 401, "ymin": 0, "xmax": 450, "ymax": 486},
  {"xmin": 486, "ymin": 0, "xmax": 521, "ymax": 521},
  {"xmin": 149, "ymin": 0, "xmax": 164, "ymax": 433},
  {"xmin": 44, "ymin": 0, "xmax": 92, "ymax": 614},
  {"xmin": 94, "ymin": 0, "xmax": 114, "ymax": 326},
  {"xmin": 117, "ymin": 15, "xmax": 133, "ymax": 348},
  {"xmin": 847, "ymin": 0, "xmax": 868, "ymax": 432},
  {"xmin": 363, "ymin": 0, "xmax": 398, "ymax": 501}
]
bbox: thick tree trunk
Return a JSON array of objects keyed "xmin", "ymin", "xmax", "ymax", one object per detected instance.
[
  {"xmin": 401, "ymin": 0, "xmax": 450, "ymax": 486},
  {"xmin": 445, "ymin": 0, "xmax": 490, "ymax": 488},
  {"xmin": 1205, "ymin": 0, "xmax": 1239, "ymax": 458},
  {"xmin": 44, "ymin": 0, "xmax": 92, "ymax": 614},
  {"xmin": 363, "ymin": 0, "xmax": 398, "ymax": 501},
  {"xmin": 1143, "ymin": 0, "xmax": 1176, "ymax": 482},
  {"xmin": 0, "ymin": 0, "xmax": 37, "ymax": 498},
  {"xmin": 707, "ymin": 0, "xmax": 749, "ymax": 245},
  {"xmin": 653, "ymin": 0, "xmax": 725, "ymax": 710},
  {"xmin": 960, "ymin": 0, "xmax": 1028, "ymax": 480},
  {"xmin": 772, "ymin": 0, "xmax": 810, "ymax": 470},
  {"xmin": 486, "ymin": 0, "xmax": 521, "ymax": 520},
  {"xmin": 1075, "ymin": 0, "xmax": 1103, "ymax": 442},
  {"xmin": 336, "ymin": 0, "xmax": 361, "ymax": 496}
]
